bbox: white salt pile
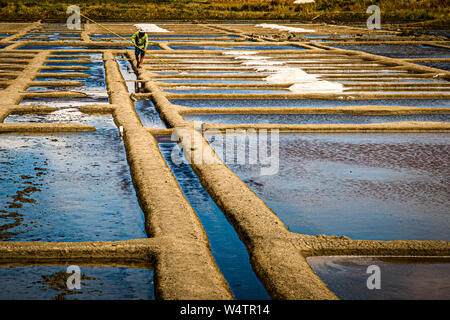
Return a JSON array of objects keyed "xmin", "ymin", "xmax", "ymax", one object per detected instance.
[
  {"xmin": 267, "ymin": 66, "xmax": 344, "ymax": 94},
  {"xmin": 264, "ymin": 68, "xmax": 317, "ymax": 83},
  {"xmin": 222, "ymin": 51, "xmax": 258, "ymax": 56},
  {"xmin": 256, "ymin": 23, "xmax": 315, "ymax": 33},
  {"xmin": 239, "ymin": 56, "xmax": 272, "ymax": 60},
  {"xmin": 242, "ymin": 60, "xmax": 284, "ymax": 66},
  {"xmin": 223, "ymin": 51, "xmax": 343, "ymax": 94},
  {"xmin": 133, "ymin": 24, "xmax": 171, "ymax": 33},
  {"xmin": 288, "ymin": 81, "xmax": 343, "ymax": 93}
]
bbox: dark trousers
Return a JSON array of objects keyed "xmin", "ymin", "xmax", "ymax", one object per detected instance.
[{"xmin": 135, "ymin": 47, "xmax": 145, "ymax": 64}]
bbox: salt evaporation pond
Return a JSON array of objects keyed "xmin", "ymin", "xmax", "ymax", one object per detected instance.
[
  {"xmin": 134, "ymin": 100, "xmax": 167, "ymax": 128},
  {"xmin": 337, "ymin": 79, "xmax": 449, "ymax": 84},
  {"xmin": 19, "ymin": 96, "xmax": 110, "ymax": 107},
  {"xmin": 330, "ymin": 44, "xmax": 450, "ymax": 59},
  {"xmin": 416, "ymin": 62, "xmax": 450, "ymax": 72},
  {"xmin": 307, "ymin": 256, "xmax": 450, "ymax": 300},
  {"xmin": 115, "ymin": 54, "xmax": 138, "ymax": 93},
  {"xmin": 184, "ymin": 113, "xmax": 450, "ymax": 124},
  {"xmin": 207, "ymin": 133, "xmax": 450, "ymax": 241},
  {"xmin": 0, "ymin": 265, "xmax": 154, "ymax": 300},
  {"xmin": 169, "ymin": 45, "xmax": 305, "ymax": 50},
  {"xmin": 171, "ymin": 98, "xmax": 450, "ymax": 108},
  {"xmin": 17, "ymin": 45, "xmax": 145, "ymax": 50},
  {"xmin": 32, "ymin": 52, "xmax": 107, "ymax": 93},
  {"xmin": 157, "ymin": 79, "xmax": 268, "ymax": 84},
  {"xmin": 147, "ymin": 34, "xmax": 240, "ymax": 38},
  {"xmin": 5, "ymin": 110, "xmax": 113, "ymax": 128},
  {"xmin": 154, "ymin": 71, "xmax": 272, "ymax": 76},
  {"xmin": 165, "ymin": 88, "xmax": 291, "ymax": 94},
  {"xmin": 0, "ymin": 118, "xmax": 146, "ymax": 242},
  {"xmin": 90, "ymin": 34, "xmax": 131, "ymax": 38}
]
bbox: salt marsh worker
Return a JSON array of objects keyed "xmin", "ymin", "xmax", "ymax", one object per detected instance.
[{"xmin": 131, "ymin": 28, "xmax": 148, "ymax": 68}]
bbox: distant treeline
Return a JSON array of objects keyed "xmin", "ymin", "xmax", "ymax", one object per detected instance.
[{"xmin": 0, "ymin": 0, "xmax": 448, "ymax": 26}]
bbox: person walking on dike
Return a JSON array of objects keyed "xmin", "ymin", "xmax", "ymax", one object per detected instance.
[{"xmin": 131, "ymin": 28, "xmax": 148, "ymax": 68}]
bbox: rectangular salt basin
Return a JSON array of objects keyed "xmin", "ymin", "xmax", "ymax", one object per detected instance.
[
  {"xmin": 0, "ymin": 119, "xmax": 146, "ymax": 242},
  {"xmin": 90, "ymin": 34, "xmax": 131, "ymax": 39},
  {"xmin": 147, "ymin": 34, "xmax": 240, "ymax": 38},
  {"xmin": 169, "ymin": 45, "xmax": 305, "ymax": 50},
  {"xmin": 0, "ymin": 265, "xmax": 154, "ymax": 300},
  {"xmin": 17, "ymin": 45, "xmax": 142, "ymax": 50},
  {"xmin": 346, "ymin": 90, "xmax": 450, "ymax": 95},
  {"xmin": 330, "ymin": 44, "xmax": 450, "ymax": 59},
  {"xmin": 429, "ymin": 31, "xmax": 450, "ymax": 37},
  {"xmin": 307, "ymin": 256, "xmax": 450, "ymax": 300},
  {"xmin": 158, "ymin": 142, "xmax": 269, "ymax": 300},
  {"xmin": 153, "ymin": 65, "xmax": 254, "ymax": 70},
  {"xmin": 15, "ymin": 38, "xmax": 81, "ymax": 42},
  {"xmin": 184, "ymin": 113, "xmax": 450, "ymax": 124},
  {"xmin": 157, "ymin": 79, "xmax": 267, "ymax": 84},
  {"xmin": 22, "ymin": 33, "xmax": 80, "ymax": 38},
  {"xmin": 34, "ymin": 54, "xmax": 107, "ymax": 92},
  {"xmin": 337, "ymin": 79, "xmax": 449, "ymax": 84},
  {"xmin": 44, "ymin": 62, "xmax": 95, "ymax": 67},
  {"xmin": 170, "ymin": 99, "xmax": 450, "ymax": 108},
  {"xmin": 18, "ymin": 34, "xmax": 80, "ymax": 38},
  {"xmin": 5, "ymin": 110, "xmax": 114, "ymax": 129},
  {"xmin": 165, "ymin": 88, "xmax": 291, "ymax": 94},
  {"xmin": 91, "ymin": 39, "xmax": 135, "ymax": 43},
  {"xmin": 115, "ymin": 54, "xmax": 138, "ymax": 93},
  {"xmin": 134, "ymin": 100, "xmax": 167, "ymax": 128},
  {"xmin": 154, "ymin": 70, "xmax": 272, "ymax": 76},
  {"xmin": 303, "ymin": 35, "xmax": 332, "ymax": 39},
  {"xmin": 19, "ymin": 96, "xmax": 110, "ymax": 107},
  {"xmin": 207, "ymin": 133, "xmax": 450, "ymax": 241},
  {"xmin": 49, "ymin": 52, "xmax": 101, "ymax": 56},
  {"xmin": 416, "ymin": 62, "xmax": 450, "ymax": 72},
  {"xmin": 27, "ymin": 85, "xmax": 107, "ymax": 94},
  {"xmin": 38, "ymin": 69, "xmax": 91, "ymax": 74},
  {"xmin": 47, "ymin": 57, "xmax": 91, "ymax": 61}
]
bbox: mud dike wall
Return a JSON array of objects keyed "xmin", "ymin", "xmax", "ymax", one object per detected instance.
[{"xmin": 0, "ymin": 22, "xmax": 449, "ymax": 300}]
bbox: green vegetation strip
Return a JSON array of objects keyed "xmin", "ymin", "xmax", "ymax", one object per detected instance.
[{"xmin": 1, "ymin": 1, "xmax": 448, "ymax": 25}]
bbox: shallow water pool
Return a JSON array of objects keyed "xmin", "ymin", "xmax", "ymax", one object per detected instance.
[
  {"xmin": 5, "ymin": 110, "xmax": 113, "ymax": 128},
  {"xmin": 133, "ymin": 100, "xmax": 167, "ymax": 128},
  {"xmin": 19, "ymin": 96, "xmax": 110, "ymax": 107},
  {"xmin": 307, "ymin": 256, "xmax": 450, "ymax": 300},
  {"xmin": 184, "ymin": 113, "xmax": 450, "ymax": 124},
  {"xmin": 330, "ymin": 44, "xmax": 450, "ymax": 59},
  {"xmin": 208, "ymin": 133, "xmax": 450, "ymax": 241},
  {"xmin": 169, "ymin": 45, "xmax": 305, "ymax": 50},
  {"xmin": 170, "ymin": 98, "xmax": 450, "ymax": 108},
  {"xmin": 415, "ymin": 61, "xmax": 450, "ymax": 72},
  {"xmin": 157, "ymin": 79, "xmax": 267, "ymax": 85},
  {"xmin": 148, "ymin": 34, "xmax": 240, "ymax": 38},
  {"xmin": 0, "ymin": 265, "xmax": 154, "ymax": 300},
  {"xmin": 165, "ymin": 88, "xmax": 290, "ymax": 94},
  {"xmin": 0, "ymin": 119, "xmax": 146, "ymax": 242},
  {"xmin": 17, "ymin": 45, "xmax": 139, "ymax": 50}
]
